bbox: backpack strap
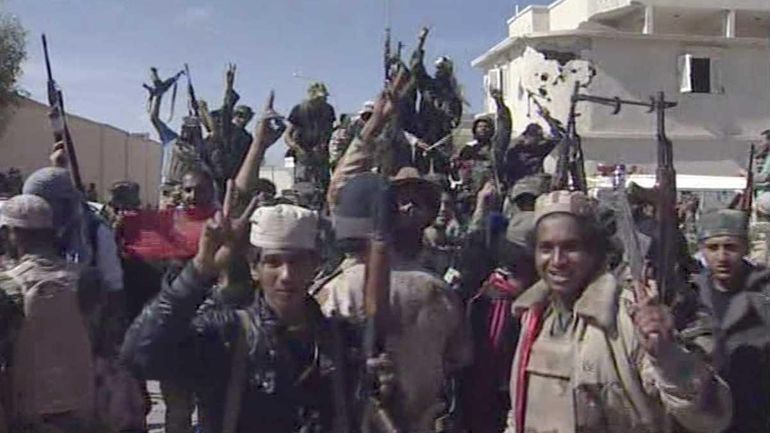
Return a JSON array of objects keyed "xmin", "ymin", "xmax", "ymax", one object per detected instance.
[{"xmin": 222, "ymin": 309, "xmax": 252, "ymax": 433}]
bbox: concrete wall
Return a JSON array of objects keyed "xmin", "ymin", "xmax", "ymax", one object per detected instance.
[
  {"xmin": 550, "ymin": 0, "xmax": 591, "ymax": 31},
  {"xmin": 0, "ymin": 97, "xmax": 162, "ymax": 205},
  {"xmin": 478, "ymin": 36, "xmax": 770, "ymax": 175},
  {"xmin": 508, "ymin": 6, "xmax": 550, "ymax": 37},
  {"xmin": 585, "ymin": 38, "xmax": 770, "ymax": 141},
  {"xmin": 641, "ymin": 0, "xmax": 770, "ymax": 12}
]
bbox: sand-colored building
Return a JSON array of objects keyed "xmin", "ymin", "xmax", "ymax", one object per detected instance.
[{"xmin": 0, "ymin": 96, "xmax": 162, "ymax": 205}]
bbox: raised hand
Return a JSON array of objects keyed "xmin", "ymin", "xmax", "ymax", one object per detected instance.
[
  {"xmin": 362, "ymin": 66, "xmax": 411, "ymax": 141},
  {"xmin": 50, "ymin": 140, "xmax": 68, "ymax": 168},
  {"xmin": 631, "ymin": 280, "xmax": 675, "ymax": 360},
  {"xmin": 214, "ymin": 180, "xmax": 260, "ymax": 269},
  {"xmin": 254, "ymin": 91, "xmax": 286, "ymax": 150},
  {"xmin": 193, "ymin": 180, "xmax": 259, "ymax": 277},
  {"xmin": 476, "ymin": 180, "xmax": 498, "ymax": 211},
  {"xmin": 489, "ymin": 87, "xmax": 503, "ymax": 101},
  {"xmin": 225, "ymin": 63, "xmax": 237, "ymax": 89}
]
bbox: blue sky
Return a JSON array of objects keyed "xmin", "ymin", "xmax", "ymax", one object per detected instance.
[{"xmin": 6, "ymin": 0, "xmax": 549, "ymax": 163}]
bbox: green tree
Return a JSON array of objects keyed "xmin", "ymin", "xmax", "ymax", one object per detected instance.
[
  {"xmin": 0, "ymin": 8, "xmax": 25, "ymax": 137},
  {"xmin": 0, "ymin": 10, "xmax": 25, "ymax": 104}
]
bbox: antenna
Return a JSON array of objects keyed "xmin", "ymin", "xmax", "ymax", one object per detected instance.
[{"xmin": 515, "ymin": 2, "xmax": 520, "ymax": 15}]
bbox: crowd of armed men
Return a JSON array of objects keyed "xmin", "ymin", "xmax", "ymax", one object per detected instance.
[{"xmin": 3, "ymin": 29, "xmax": 770, "ymax": 433}]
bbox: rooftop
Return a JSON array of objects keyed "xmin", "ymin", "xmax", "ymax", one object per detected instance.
[{"xmin": 474, "ymin": 0, "xmax": 770, "ymax": 68}]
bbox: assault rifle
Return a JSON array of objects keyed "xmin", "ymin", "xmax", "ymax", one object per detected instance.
[
  {"xmin": 550, "ymin": 82, "xmax": 586, "ymax": 192},
  {"xmin": 185, "ymin": 64, "xmax": 202, "ymax": 120},
  {"xmin": 384, "ymin": 28, "xmax": 392, "ymax": 81},
  {"xmin": 42, "ymin": 34, "xmax": 84, "ymax": 192},
  {"xmin": 361, "ymin": 185, "xmax": 400, "ymax": 433},
  {"xmin": 570, "ymin": 90, "xmax": 677, "ymax": 302},
  {"xmin": 652, "ymin": 92, "xmax": 679, "ymax": 305}
]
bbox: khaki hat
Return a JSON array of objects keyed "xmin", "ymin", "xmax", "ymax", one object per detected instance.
[
  {"xmin": 249, "ymin": 204, "xmax": 318, "ymax": 251},
  {"xmin": 0, "ymin": 194, "xmax": 54, "ymax": 230},
  {"xmin": 390, "ymin": 167, "xmax": 441, "ymax": 220},
  {"xmin": 698, "ymin": 209, "xmax": 749, "ymax": 241},
  {"xmin": 534, "ymin": 190, "xmax": 595, "ymax": 224}
]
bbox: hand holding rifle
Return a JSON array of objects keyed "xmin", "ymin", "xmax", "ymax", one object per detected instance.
[
  {"xmin": 631, "ymin": 279, "xmax": 676, "ymax": 361},
  {"xmin": 362, "ymin": 65, "xmax": 411, "ymax": 143}
]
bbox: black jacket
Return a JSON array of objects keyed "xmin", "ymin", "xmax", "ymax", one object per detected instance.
[
  {"xmin": 121, "ymin": 264, "xmax": 341, "ymax": 433},
  {"xmin": 691, "ymin": 265, "xmax": 770, "ymax": 433}
]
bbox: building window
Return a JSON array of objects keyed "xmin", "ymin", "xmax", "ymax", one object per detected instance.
[{"xmin": 679, "ymin": 54, "xmax": 722, "ymax": 94}]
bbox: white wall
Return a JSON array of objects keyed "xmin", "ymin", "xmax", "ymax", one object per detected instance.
[
  {"xmin": 550, "ymin": 0, "xmax": 591, "ymax": 31},
  {"xmin": 508, "ymin": 7, "xmax": 550, "ymax": 37},
  {"xmin": 641, "ymin": 0, "xmax": 770, "ymax": 12}
]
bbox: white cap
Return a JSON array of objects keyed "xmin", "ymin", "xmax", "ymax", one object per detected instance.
[
  {"xmin": 0, "ymin": 194, "xmax": 54, "ymax": 229},
  {"xmin": 358, "ymin": 100, "xmax": 375, "ymax": 115},
  {"xmin": 249, "ymin": 204, "xmax": 318, "ymax": 251}
]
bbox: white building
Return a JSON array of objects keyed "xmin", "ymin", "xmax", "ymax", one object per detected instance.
[{"xmin": 472, "ymin": 0, "xmax": 770, "ymax": 175}]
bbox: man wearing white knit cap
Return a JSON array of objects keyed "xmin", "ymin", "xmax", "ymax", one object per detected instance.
[{"xmin": 123, "ymin": 193, "xmax": 375, "ymax": 433}]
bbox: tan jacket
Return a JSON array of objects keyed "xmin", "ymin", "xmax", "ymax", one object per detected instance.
[
  {"xmin": 1, "ymin": 254, "xmax": 95, "ymax": 423},
  {"xmin": 320, "ymin": 259, "xmax": 472, "ymax": 432},
  {"xmin": 505, "ymin": 273, "xmax": 732, "ymax": 433}
]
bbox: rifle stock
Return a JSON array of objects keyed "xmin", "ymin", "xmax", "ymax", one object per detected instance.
[{"xmin": 42, "ymin": 34, "xmax": 84, "ymax": 192}]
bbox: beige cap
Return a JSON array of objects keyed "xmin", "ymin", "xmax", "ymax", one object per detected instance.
[
  {"xmin": 249, "ymin": 204, "xmax": 318, "ymax": 251},
  {"xmin": 534, "ymin": 190, "xmax": 595, "ymax": 224},
  {"xmin": 0, "ymin": 194, "xmax": 54, "ymax": 230}
]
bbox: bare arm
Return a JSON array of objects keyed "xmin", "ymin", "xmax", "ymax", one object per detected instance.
[
  {"xmin": 327, "ymin": 68, "xmax": 411, "ymax": 209},
  {"xmin": 234, "ymin": 92, "xmax": 285, "ymax": 197}
]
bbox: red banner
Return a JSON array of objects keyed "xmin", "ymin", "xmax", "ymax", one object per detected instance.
[{"xmin": 118, "ymin": 208, "xmax": 214, "ymax": 261}]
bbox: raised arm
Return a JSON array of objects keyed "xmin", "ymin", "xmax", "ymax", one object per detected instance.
[
  {"xmin": 327, "ymin": 67, "xmax": 411, "ymax": 209},
  {"xmin": 234, "ymin": 91, "xmax": 285, "ymax": 198},
  {"xmin": 220, "ymin": 64, "xmax": 239, "ymax": 153}
]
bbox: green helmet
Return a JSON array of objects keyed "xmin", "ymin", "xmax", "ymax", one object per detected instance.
[{"xmin": 308, "ymin": 82, "xmax": 329, "ymax": 99}]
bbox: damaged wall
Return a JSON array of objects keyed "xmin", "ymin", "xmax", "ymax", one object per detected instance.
[{"xmin": 481, "ymin": 36, "xmax": 770, "ymax": 175}]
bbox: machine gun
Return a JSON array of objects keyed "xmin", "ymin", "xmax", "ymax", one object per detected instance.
[{"xmin": 42, "ymin": 34, "xmax": 84, "ymax": 192}]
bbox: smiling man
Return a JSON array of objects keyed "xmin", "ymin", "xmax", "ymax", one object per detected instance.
[
  {"xmin": 121, "ymin": 202, "xmax": 350, "ymax": 433},
  {"xmin": 694, "ymin": 209, "xmax": 770, "ymax": 433}
]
